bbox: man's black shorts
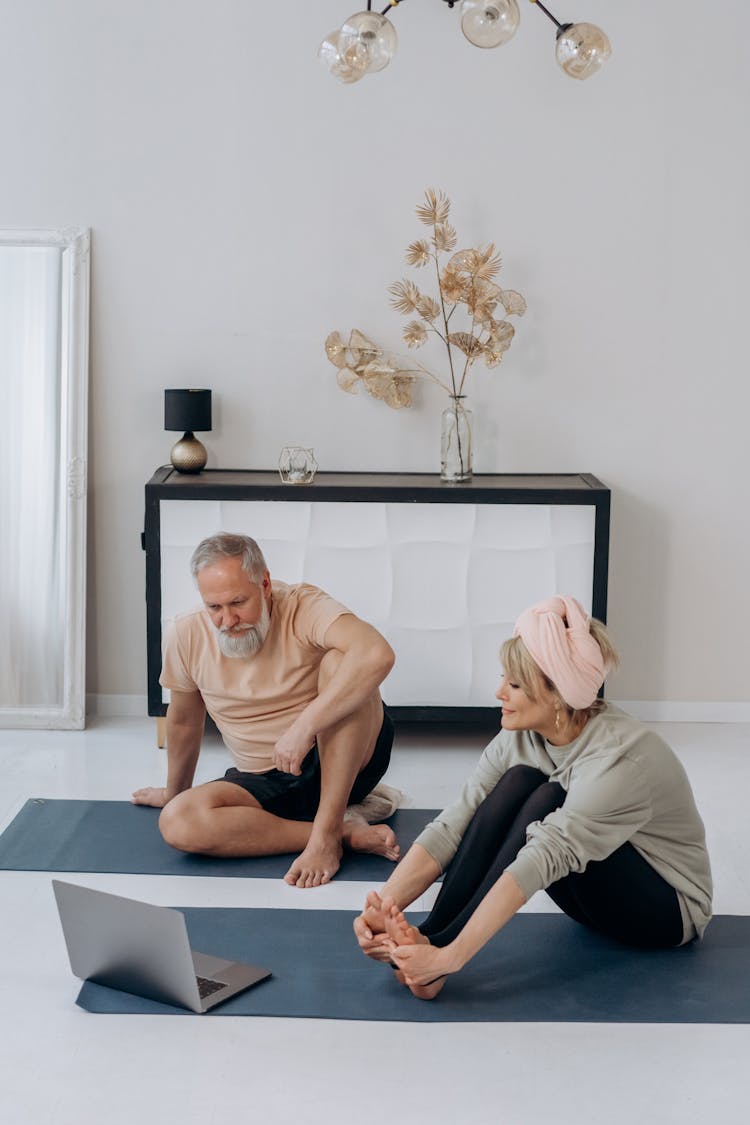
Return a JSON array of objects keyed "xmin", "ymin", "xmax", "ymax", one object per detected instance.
[{"xmin": 219, "ymin": 707, "xmax": 394, "ymax": 822}]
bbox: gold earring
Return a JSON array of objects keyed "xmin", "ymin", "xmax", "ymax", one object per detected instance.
[{"xmin": 554, "ymin": 706, "xmax": 561, "ymax": 733}]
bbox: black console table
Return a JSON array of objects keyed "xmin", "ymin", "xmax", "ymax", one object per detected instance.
[{"xmin": 143, "ymin": 469, "xmax": 609, "ymax": 736}]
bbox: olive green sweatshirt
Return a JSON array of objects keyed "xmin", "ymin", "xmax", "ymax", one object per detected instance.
[{"xmin": 415, "ymin": 704, "xmax": 712, "ymax": 943}]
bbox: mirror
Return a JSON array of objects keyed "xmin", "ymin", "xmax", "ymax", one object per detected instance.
[{"xmin": 0, "ymin": 228, "xmax": 90, "ymax": 728}]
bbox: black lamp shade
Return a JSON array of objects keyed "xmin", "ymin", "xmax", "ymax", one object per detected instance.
[{"xmin": 164, "ymin": 388, "xmax": 212, "ymax": 433}]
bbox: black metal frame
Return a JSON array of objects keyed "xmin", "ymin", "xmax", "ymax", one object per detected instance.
[
  {"xmin": 371, "ymin": 1, "xmax": 570, "ymax": 33},
  {"xmin": 143, "ymin": 468, "xmax": 610, "ymax": 725}
]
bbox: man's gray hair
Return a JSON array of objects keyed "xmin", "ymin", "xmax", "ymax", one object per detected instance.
[{"xmin": 190, "ymin": 533, "xmax": 268, "ymax": 584}]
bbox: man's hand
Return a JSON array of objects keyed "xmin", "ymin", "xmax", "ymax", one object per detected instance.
[
  {"xmin": 131, "ymin": 786, "xmax": 169, "ymax": 808},
  {"xmin": 272, "ymin": 724, "xmax": 314, "ymax": 776},
  {"xmin": 353, "ymin": 891, "xmax": 395, "ymax": 962}
]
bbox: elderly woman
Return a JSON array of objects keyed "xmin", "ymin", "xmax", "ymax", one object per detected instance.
[{"xmin": 354, "ymin": 596, "xmax": 713, "ymax": 999}]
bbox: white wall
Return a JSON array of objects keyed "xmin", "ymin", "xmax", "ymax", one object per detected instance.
[{"xmin": 1, "ymin": 1, "xmax": 748, "ymax": 709}]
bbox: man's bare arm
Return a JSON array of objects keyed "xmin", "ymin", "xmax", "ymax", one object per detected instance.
[
  {"xmin": 273, "ymin": 614, "xmax": 394, "ymax": 774},
  {"xmin": 132, "ymin": 689, "xmax": 206, "ymax": 807}
]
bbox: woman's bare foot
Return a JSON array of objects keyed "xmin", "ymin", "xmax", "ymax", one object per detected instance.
[
  {"xmin": 343, "ymin": 818, "xmax": 400, "ymax": 862},
  {"xmin": 383, "ymin": 899, "xmax": 447, "ymax": 1000},
  {"xmin": 353, "ymin": 891, "xmax": 394, "ymax": 962},
  {"xmin": 402, "ymin": 976, "xmax": 447, "ymax": 1001}
]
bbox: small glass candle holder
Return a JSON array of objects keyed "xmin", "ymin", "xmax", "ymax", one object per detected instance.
[{"xmin": 278, "ymin": 447, "xmax": 318, "ymax": 484}]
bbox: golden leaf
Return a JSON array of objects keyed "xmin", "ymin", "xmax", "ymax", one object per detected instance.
[
  {"xmin": 347, "ymin": 328, "xmax": 381, "ymax": 367},
  {"xmin": 440, "ymin": 268, "xmax": 468, "ymax": 303},
  {"xmin": 325, "ymin": 331, "xmax": 347, "ymax": 369},
  {"xmin": 362, "ymin": 363, "xmax": 408, "ymax": 404},
  {"xmin": 474, "ymin": 244, "xmax": 502, "ymax": 281},
  {"xmin": 416, "ymin": 188, "xmax": 451, "ymax": 227},
  {"xmin": 477, "ymin": 278, "xmax": 502, "ymax": 300},
  {"xmin": 326, "ymin": 327, "xmax": 417, "ymax": 409},
  {"xmin": 405, "ymin": 240, "xmax": 431, "ymax": 267},
  {"xmin": 362, "ymin": 358, "xmax": 416, "ymax": 409},
  {"xmin": 448, "ymin": 332, "xmax": 484, "ymax": 358},
  {"xmin": 403, "ymin": 320, "xmax": 428, "ymax": 348},
  {"xmin": 499, "ymin": 289, "xmax": 527, "ymax": 316},
  {"xmin": 489, "ymin": 321, "xmax": 515, "ymax": 350},
  {"xmin": 448, "ymin": 248, "xmax": 479, "ymax": 274},
  {"xmin": 382, "ymin": 375, "xmax": 414, "ymax": 409},
  {"xmin": 336, "ymin": 367, "xmax": 360, "ymax": 393},
  {"xmin": 483, "ymin": 347, "xmax": 503, "ymax": 369},
  {"xmin": 388, "ymin": 279, "xmax": 422, "ymax": 315},
  {"xmin": 433, "ymin": 223, "xmax": 457, "ymax": 252},
  {"xmin": 466, "ymin": 279, "xmax": 501, "ymax": 321},
  {"xmin": 362, "ymin": 369, "xmax": 390, "ymax": 397},
  {"xmin": 475, "ymin": 307, "xmax": 499, "ymax": 331},
  {"xmin": 416, "ymin": 295, "xmax": 440, "ymax": 322}
]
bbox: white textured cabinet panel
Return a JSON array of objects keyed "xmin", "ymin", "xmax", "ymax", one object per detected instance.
[{"xmin": 154, "ymin": 493, "xmax": 601, "ymax": 710}]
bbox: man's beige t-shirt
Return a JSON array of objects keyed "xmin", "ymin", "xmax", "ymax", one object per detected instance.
[{"xmin": 160, "ymin": 581, "xmax": 350, "ymax": 772}]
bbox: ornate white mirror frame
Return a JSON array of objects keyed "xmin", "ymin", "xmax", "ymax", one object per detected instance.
[{"xmin": 0, "ymin": 227, "xmax": 90, "ymax": 728}]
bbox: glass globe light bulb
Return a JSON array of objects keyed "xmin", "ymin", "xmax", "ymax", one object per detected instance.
[
  {"xmin": 337, "ymin": 11, "xmax": 398, "ymax": 75},
  {"xmin": 555, "ymin": 22, "xmax": 611, "ymax": 80},
  {"xmin": 460, "ymin": 0, "xmax": 520, "ymax": 49},
  {"xmin": 318, "ymin": 28, "xmax": 367, "ymax": 84}
]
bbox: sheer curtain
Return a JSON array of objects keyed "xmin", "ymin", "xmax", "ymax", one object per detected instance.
[{"xmin": 0, "ymin": 245, "xmax": 65, "ymax": 708}]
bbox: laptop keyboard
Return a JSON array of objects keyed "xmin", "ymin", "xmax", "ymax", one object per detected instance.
[{"xmin": 196, "ymin": 975, "xmax": 227, "ymax": 999}]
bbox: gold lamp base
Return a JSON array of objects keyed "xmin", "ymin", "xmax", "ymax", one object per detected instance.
[{"xmin": 170, "ymin": 431, "xmax": 207, "ymax": 474}]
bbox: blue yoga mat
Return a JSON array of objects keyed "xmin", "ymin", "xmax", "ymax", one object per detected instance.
[
  {"xmin": 0, "ymin": 799, "xmax": 437, "ymax": 880},
  {"xmin": 74, "ymin": 908, "xmax": 750, "ymax": 1023}
]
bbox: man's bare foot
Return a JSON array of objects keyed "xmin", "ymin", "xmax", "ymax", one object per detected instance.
[
  {"xmin": 343, "ymin": 817, "xmax": 400, "ymax": 862},
  {"xmin": 284, "ymin": 822, "xmax": 399, "ymax": 889},
  {"xmin": 384, "ymin": 899, "xmax": 446, "ymax": 1000},
  {"xmin": 283, "ymin": 837, "xmax": 343, "ymax": 888}
]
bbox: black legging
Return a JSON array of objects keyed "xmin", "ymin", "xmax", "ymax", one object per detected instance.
[{"xmin": 419, "ymin": 764, "xmax": 684, "ymax": 950}]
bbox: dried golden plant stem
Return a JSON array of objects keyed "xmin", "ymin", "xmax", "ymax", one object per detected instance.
[
  {"xmin": 412, "ymin": 360, "xmax": 453, "ymax": 394},
  {"xmin": 431, "ymin": 227, "xmax": 469, "ymax": 471},
  {"xmin": 432, "ymin": 244, "xmax": 459, "ymax": 398},
  {"xmin": 457, "ymin": 306, "xmax": 480, "ymax": 396},
  {"xmin": 331, "ymin": 190, "xmax": 525, "ymax": 420}
]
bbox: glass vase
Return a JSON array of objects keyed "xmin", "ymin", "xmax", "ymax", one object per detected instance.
[{"xmin": 441, "ymin": 395, "xmax": 473, "ymax": 482}]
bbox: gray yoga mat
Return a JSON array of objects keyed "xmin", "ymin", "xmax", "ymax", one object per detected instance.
[
  {"xmin": 74, "ymin": 907, "xmax": 750, "ymax": 1023},
  {"xmin": 0, "ymin": 799, "xmax": 437, "ymax": 881}
]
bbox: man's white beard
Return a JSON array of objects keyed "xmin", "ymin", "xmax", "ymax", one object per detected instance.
[{"xmin": 216, "ymin": 598, "xmax": 271, "ymax": 658}]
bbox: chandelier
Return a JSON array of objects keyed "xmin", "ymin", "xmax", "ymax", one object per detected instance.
[{"xmin": 319, "ymin": 1, "xmax": 611, "ymax": 83}]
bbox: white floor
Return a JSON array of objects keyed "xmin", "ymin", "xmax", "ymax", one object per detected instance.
[{"xmin": 1, "ymin": 717, "xmax": 748, "ymax": 1125}]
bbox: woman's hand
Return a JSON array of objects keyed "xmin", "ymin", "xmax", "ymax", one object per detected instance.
[
  {"xmin": 390, "ymin": 940, "xmax": 458, "ymax": 987},
  {"xmin": 353, "ymin": 891, "xmax": 395, "ymax": 962}
]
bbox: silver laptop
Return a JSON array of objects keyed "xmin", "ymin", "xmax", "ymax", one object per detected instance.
[{"xmin": 52, "ymin": 879, "xmax": 272, "ymax": 1013}]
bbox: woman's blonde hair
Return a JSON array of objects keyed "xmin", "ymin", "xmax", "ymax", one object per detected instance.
[{"xmin": 499, "ymin": 618, "xmax": 619, "ymax": 725}]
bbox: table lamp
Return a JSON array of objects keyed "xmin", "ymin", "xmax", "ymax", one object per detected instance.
[{"xmin": 164, "ymin": 388, "xmax": 212, "ymax": 473}]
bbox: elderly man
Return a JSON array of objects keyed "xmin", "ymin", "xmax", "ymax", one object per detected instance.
[{"xmin": 133, "ymin": 532, "xmax": 399, "ymax": 888}]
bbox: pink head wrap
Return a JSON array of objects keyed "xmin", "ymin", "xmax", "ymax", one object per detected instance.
[{"xmin": 513, "ymin": 596, "xmax": 606, "ymax": 710}]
